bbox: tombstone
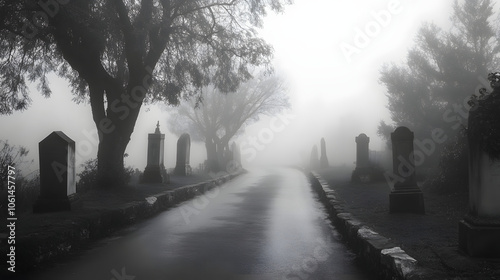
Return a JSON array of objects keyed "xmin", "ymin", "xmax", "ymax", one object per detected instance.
[
  {"xmin": 33, "ymin": 131, "xmax": 81, "ymax": 213},
  {"xmin": 352, "ymin": 133, "xmax": 371, "ymax": 183},
  {"xmin": 319, "ymin": 138, "xmax": 329, "ymax": 168},
  {"xmin": 231, "ymin": 142, "xmax": 242, "ymax": 168},
  {"xmin": 142, "ymin": 122, "xmax": 169, "ymax": 183},
  {"xmin": 389, "ymin": 127, "xmax": 425, "ymax": 214},
  {"xmin": 174, "ymin": 133, "xmax": 191, "ymax": 176},
  {"xmin": 459, "ymin": 94, "xmax": 500, "ymax": 257},
  {"xmin": 310, "ymin": 145, "xmax": 320, "ymax": 170}
]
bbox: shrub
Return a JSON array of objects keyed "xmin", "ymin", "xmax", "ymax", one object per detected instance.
[
  {"xmin": 0, "ymin": 140, "xmax": 31, "ymax": 190},
  {"xmin": 77, "ymin": 158, "xmax": 98, "ymax": 192},
  {"xmin": 425, "ymin": 129, "xmax": 468, "ymax": 193},
  {"xmin": 77, "ymin": 158, "xmax": 136, "ymax": 191},
  {"xmin": 16, "ymin": 173, "xmax": 40, "ymax": 213},
  {"xmin": 0, "ymin": 171, "xmax": 39, "ymax": 217},
  {"xmin": 0, "ymin": 140, "xmax": 37, "ymax": 215}
]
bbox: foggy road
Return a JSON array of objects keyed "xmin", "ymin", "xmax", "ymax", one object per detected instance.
[{"xmin": 27, "ymin": 169, "xmax": 372, "ymax": 280}]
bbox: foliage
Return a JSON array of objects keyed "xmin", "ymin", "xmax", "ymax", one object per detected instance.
[
  {"xmin": 0, "ymin": 0, "xmax": 291, "ymax": 111},
  {"xmin": 77, "ymin": 158, "xmax": 99, "ymax": 192},
  {"xmin": 0, "ymin": 140, "xmax": 31, "ymax": 190},
  {"xmin": 379, "ymin": 0, "xmax": 499, "ymax": 151},
  {"xmin": 167, "ymin": 70, "xmax": 289, "ymax": 171},
  {"xmin": 381, "ymin": 0, "xmax": 500, "ymax": 190},
  {"xmin": 468, "ymin": 72, "xmax": 500, "ymax": 160},
  {"xmin": 15, "ymin": 172, "xmax": 40, "ymax": 213},
  {"xmin": 376, "ymin": 121, "xmax": 395, "ymax": 148},
  {"xmin": 425, "ymin": 128, "xmax": 468, "ymax": 193},
  {"xmin": 77, "ymin": 158, "xmax": 135, "ymax": 191},
  {"xmin": 0, "ymin": 171, "xmax": 40, "ymax": 218},
  {"xmin": 0, "ymin": 0, "xmax": 291, "ymax": 188},
  {"xmin": 0, "ymin": 140, "xmax": 38, "ymax": 214}
]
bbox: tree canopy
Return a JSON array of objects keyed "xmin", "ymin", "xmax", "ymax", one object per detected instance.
[
  {"xmin": 379, "ymin": 0, "xmax": 500, "ymax": 150},
  {"xmin": 0, "ymin": 0, "xmax": 291, "ymax": 187},
  {"xmin": 168, "ymin": 71, "xmax": 289, "ymax": 171}
]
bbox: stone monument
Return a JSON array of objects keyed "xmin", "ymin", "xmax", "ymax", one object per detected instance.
[
  {"xmin": 389, "ymin": 127, "xmax": 425, "ymax": 214},
  {"xmin": 319, "ymin": 138, "xmax": 329, "ymax": 168},
  {"xmin": 459, "ymin": 87, "xmax": 500, "ymax": 257},
  {"xmin": 174, "ymin": 133, "xmax": 191, "ymax": 176},
  {"xmin": 142, "ymin": 121, "xmax": 169, "ymax": 183},
  {"xmin": 352, "ymin": 133, "xmax": 371, "ymax": 183},
  {"xmin": 33, "ymin": 131, "xmax": 80, "ymax": 213}
]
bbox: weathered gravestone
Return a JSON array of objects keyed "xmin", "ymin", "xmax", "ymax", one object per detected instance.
[
  {"xmin": 310, "ymin": 145, "xmax": 320, "ymax": 170},
  {"xmin": 33, "ymin": 131, "xmax": 81, "ymax": 213},
  {"xmin": 142, "ymin": 122, "xmax": 169, "ymax": 183},
  {"xmin": 459, "ymin": 87, "xmax": 500, "ymax": 257},
  {"xmin": 231, "ymin": 142, "xmax": 242, "ymax": 168},
  {"xmin": 389, "ymin": 126, "xmax": 425, "ymax": 214},
  {"xmin": 174, "ymin": 133, "xmax": 191, "ymax": 176},
  {"xmin": 320, "ymin": 138, "xmax": 329, "ymax": 168},
  {"xmin": 352, "ymin": 133, "xmax": 371, "ymax": 183}
]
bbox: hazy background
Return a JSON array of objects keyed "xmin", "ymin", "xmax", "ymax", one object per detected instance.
[{"xmin": 0, "ymin": 0, "xmax": 457, "ymax": 177}]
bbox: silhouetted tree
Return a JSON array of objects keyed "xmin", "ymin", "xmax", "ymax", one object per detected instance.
[
  {"xmin": 167, "ymin": 72, "xmax": 289, "ymax": 172},
  {"xmin": 379, "ymin": 0, "xmax": 499, "ymax": 157},
  {"xmin": 0, "ymin": 0, "xmax": 291, "ymax": 188}
]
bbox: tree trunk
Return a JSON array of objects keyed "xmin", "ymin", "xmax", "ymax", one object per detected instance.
[
  {"xmin": 96, "ymin": 129, "xmax": 130, "ymax": 188},
  {"xmin": 216, "ymin": 142, "xmax": 224, "ymax": 171},
  {"xmin": 205, "ymin": 138, "xmax": 220, "ymax": 172},
  {"xmin": 217, "ymin": 141, "xmax": 230, "ymax": 171},
  {"xmin": 90, "ymin": 82, "xmax": 143, "ymax": 189}
]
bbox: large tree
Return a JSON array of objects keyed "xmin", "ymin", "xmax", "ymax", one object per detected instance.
[
  {"xmin": 167, "ymin": 71, "xmax": 288, "ymax": 172},
  {"xmin": 0, "ymin": 0, "xmax": 291, "ymax": 188},
  {"xmin": 379, "ymin": 0, "xmax": 500, "ymax": 161}
]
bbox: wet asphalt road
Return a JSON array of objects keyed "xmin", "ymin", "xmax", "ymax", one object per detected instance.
[{"xmin": 25, "ymin": 168, "xmax": 374, "ymax": 280}]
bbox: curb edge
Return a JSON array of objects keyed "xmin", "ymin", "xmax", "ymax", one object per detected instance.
[{"xmin": 308, "ymin": 171, "xmax": 424, "ymax": 280}]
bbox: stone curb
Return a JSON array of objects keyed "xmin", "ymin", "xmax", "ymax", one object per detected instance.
[
  {"xmin": 308, "ymin": 171, "xmax": 427, "ymax": 280},
  {"xmin": 4, "ymin": 171, "xmax": 244, "ymax": 272}
]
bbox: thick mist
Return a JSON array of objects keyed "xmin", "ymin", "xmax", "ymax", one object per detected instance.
[{"xmin": 0, "ymin": 0, "xmax": 455, "ymax": 176}]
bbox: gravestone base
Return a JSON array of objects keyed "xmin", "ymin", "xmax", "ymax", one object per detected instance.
[
  {"xmin": 33, "ymin": 194, "xmax": 82, "ymax": 213},
  {"xmin": 142, "ymin": 165, "xmax": 169, "ymax": 184},
  {"xmin": 389, "ymin": 190, "xmax": 425, "ymax": 214},
  {"xmin": 459, "ymin": 217, "xmax": 500, "ymax": 258},
  {"xmin": 351, "ymin": 167, "xmax": 372, "ymax": 183}
]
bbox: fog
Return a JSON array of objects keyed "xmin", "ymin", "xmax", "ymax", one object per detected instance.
[{"xmin": 0, "ymin": 0, "xmax": 456, "ymax": 177}]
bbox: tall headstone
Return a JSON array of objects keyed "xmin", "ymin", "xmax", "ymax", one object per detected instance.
[
  {"xmin": 389, "ymin": 127, "xmax": 425, "ymax": 214},
  {"xmin": 310, "ymin": 145, "xmax": 320, "ymax": 170},
  {"xmin": 142, "ymin": 122, "xmax": 169, "ymax": 183},
  {"xmin": 174, "ymin": 133, "xmax": 191, "ymax": 176},
  {"xmin": 459, "ymin": 90, "xmax": 500, "ymax": 257},
  {"xmin": 33, "ymin": 131, "xmax": 80, "ymax": 213},
  {"xmin": 319, "ymin": 138, "xmax": 329, "ymax": 168},
  {"xmin": 352, "ymin": 133, "xmax": 371, "ymax": 182}
]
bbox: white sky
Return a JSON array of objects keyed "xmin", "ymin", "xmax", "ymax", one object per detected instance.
[
  {"xmin": 241, "ymin": 0, "xmax": 453, "ymax": 168},
  {"xmin": 0, "ymin": 0, "xmax": 457, "ymax": 176}
]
